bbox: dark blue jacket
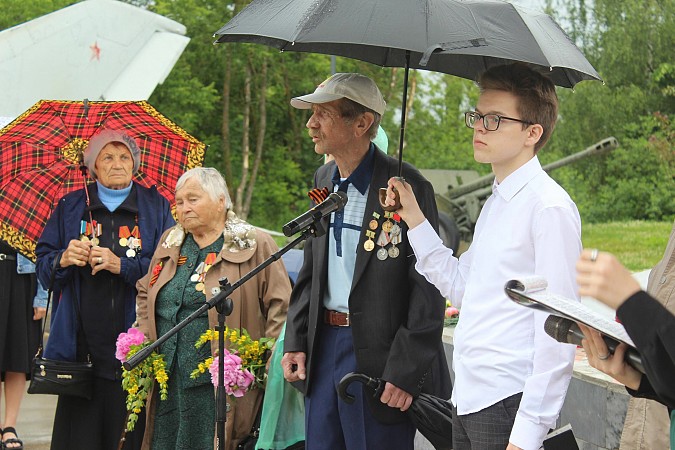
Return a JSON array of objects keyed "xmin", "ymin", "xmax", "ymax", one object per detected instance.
[{"xmin": 36, "ymin": 183, "xmax": 175, "ymax": 362}]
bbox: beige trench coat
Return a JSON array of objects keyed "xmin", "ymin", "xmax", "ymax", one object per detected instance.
[
  {"xmin": 620, "ymin": 220, "xmax": 675, "ymax": 450},
  {"xmin": 136, "ymin": 223, "xmax": 291, "ymax": 450}
]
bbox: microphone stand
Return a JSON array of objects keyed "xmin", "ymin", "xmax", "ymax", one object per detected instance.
[{"xmin": 124, "ymin": 219, "xmax": 327, "ymax": 449}]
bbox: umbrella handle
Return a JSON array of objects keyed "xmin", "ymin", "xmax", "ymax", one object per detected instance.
[{"xmin": 337, "ymin": 372, "xmax": 384, "ymax": 404}]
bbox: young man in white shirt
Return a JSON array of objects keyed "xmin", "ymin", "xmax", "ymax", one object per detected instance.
[{"xmin": 385, "ymin": 63, "xmax": 581, "ymax": 450}]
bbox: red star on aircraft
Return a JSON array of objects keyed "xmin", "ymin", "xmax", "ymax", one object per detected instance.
[{"xmin": 90, "ymin": 41, "xmax": 101, "ymax": 61}]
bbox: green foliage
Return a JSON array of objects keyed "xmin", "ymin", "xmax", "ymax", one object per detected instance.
[
  {"xmin": 403, "ymin": 74, "xmax": 485, "ymax": 174},
  {"xmin": 556, "ymin": 113, "xmax": 675, "ymax": 222},
  {"xmin": 148, "ymin": 61, "xmax": 219, "ymax": 136},
  {"xmin": 6, "ymin": 0, "xmax": 673, "ymax": 231},
  {"xmin": 549, "ymin": 0, "xmax": 674, "ymax": 223},
  {"xmin": 0, "ymin": 0, "xmax": 74, "ymax": 29}
]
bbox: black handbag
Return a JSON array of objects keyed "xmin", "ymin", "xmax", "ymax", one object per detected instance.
[
  {"xmin": 28, "ymin": 356, "xmax": 94, "ymax": 399},
  {"xmin": 27, "ymin": 254, "xmax": 94, "ymax": 400}
]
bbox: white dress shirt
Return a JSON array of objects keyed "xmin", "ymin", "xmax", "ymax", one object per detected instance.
[{"xmin": 408, "ymin": 156, "xmax": 581, "ymax": 450}]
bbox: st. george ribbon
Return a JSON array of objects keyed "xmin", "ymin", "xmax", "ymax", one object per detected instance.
[
  {"xmin": 283, "ymin": 191, "xmax": 348, "ymax": 237},
  {"xmin": 544, "ymin": 315, "xmax": 645, "ymax": 374}
]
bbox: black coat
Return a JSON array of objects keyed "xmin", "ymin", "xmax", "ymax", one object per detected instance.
[
  {"xmin": 284, "ymin": 149, "xmax": 452, "ymax": 424},
  {"xmin": 619, "ymin": 290, "xmax": 675, "ymax": 410}
]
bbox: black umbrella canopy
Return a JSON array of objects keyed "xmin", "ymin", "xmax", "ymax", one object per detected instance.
[
  {"xmin": 214, "ymin": 0, "xmax": 600, "ymax": 87},
  {"xmin": 338, "ymin": 372, "xmax": 453, "ymax": 450},
  {"xmin": 214, "ymin": 0, "xmax": 483, "ymax": 71},
  {"xmin": 214, "ymin": 0, "xmax": 601, "ymax": 179},
  {"xmin": 427, "ymin": 1, "xmax": 601, "ymax": 88}
]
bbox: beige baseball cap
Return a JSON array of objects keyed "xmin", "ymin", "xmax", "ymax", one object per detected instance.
[{"xmin": 290, "ymin": 73, "xmax": 386, "ymax": 115}]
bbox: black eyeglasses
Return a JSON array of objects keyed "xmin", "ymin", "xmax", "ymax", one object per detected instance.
[{"xmin": 464, "ymin": 111, "xmax": 533, "ymax": 131}]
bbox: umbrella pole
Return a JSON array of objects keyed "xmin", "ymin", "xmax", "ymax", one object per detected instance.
[
  {"xmin": 397, "ymin": 52, "xmax": 410, "ymax": 177},
  {"xmin": 79, "ymin": 162, "xmax": 97, "ymax": 242}
]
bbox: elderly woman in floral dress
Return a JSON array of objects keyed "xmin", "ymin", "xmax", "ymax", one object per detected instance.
[{"xmin": 136, "ymin": 167, "xmax": 291, "ymax": 450}]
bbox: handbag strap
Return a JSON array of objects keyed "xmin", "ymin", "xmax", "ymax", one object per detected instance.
[
  {"xmin": 36, "ymin": 252, "xmax": 92, "ymax": 360},
  {"xmin": 36, "ymin": 253, "xmax": 62, "ymax": 357}
]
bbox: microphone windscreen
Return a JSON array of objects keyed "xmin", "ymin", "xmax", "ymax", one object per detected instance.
[{"xmin": 544, "ymin": 315, "xmax": 573, "ymax": 343}]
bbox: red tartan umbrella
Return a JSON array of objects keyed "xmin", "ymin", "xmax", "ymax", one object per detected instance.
[{"xmin": 0, "ymin": 100, "xmax": 206, "ymax": 261}]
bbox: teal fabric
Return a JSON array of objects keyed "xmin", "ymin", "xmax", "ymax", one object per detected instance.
[
  {"xmin": 152, "ymin": 234, "xmax": 223, "ymax": 450},
  {"xmin": 670, "ymin": 410, "xmax": 674, "ymax": 449},
  {"xmin": 372, "ymin": 125, "xmax": 388, "ymax": 154},
  {"xmin": 256, "ymin": 322, "xmax": 305, "ymax": 449}
]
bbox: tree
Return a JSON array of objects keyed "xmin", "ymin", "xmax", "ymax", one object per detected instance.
[{"xmin": 548, "ymin": 0, "xmax": 675, "ymax": 222}]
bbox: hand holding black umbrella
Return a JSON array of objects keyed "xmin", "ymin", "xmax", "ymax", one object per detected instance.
[{"xmin": 338, "ymin": 372, "xmax": 453, "ymax": 450}]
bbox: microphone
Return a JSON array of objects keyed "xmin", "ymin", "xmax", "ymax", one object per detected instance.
[
  {"xmin": 544, "ymin": 315, "xmax": 645, "ymax": 374},
  {"xmin": 283, "ymin": 191, "xmax": 348, "ymax": 237}
]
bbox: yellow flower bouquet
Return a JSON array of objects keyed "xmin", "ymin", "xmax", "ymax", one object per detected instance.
[
  {"xmin": 116, "ymin": 328, "xmax": 169, "ymax": 432},
  {"xmin": 190, "ymin": 327, "xmax": 275, "ymax": 397}
]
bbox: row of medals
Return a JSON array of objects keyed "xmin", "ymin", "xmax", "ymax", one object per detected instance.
[
  {"xmin": 364, "ymin": 211, "xmax": 402, "ymax": 261},
  {"xmin": 191, "ymin": 253, "xmax": 217, "ymax": 293},
  {"xmin": 79, "ymin": 221, "xmax": 142, "ymax": 258}
]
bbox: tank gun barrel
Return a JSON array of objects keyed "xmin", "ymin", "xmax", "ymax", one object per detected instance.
[
  {"xmin": 540, "ymin": 136, "xmax": 618, "ymax": 172},
  {"xmin": 447, "ymin": 137, "xmax": 619, "ymax": 199}
]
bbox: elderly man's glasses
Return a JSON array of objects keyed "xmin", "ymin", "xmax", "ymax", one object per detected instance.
[{"xmin": 464, "ymin": 111, "xmax": 533, "ymax": 131}]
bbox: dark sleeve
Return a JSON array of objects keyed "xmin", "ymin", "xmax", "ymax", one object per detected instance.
[
  {"xmin": 120, "ymin": 191, "xmax": 175, "ymax": 286},
  {"xmin": 283, "ymin": 170, "xmax": 321, "ymax": 354},
  {"xmin": 36, "ymin": 200, "xmax": 76, "ymax": 292},
  {"xmin": 625, "ymin": 374, "xmax": 662, "ymax": 403},
  {"xmin": 618, "ymin": 291, "xmax": 675, "ymax": 409},
  {"xmin": 283, "ymin": 236, "xmax": 312, "ymax": 354},
  {"xmin": 381, "ymin": 167, "xmax": 447, "ymax": 396}
]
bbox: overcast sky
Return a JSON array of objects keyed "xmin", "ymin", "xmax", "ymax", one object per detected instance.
[{"xmin": 510, "ymin": 0, "xmax": 548, "ymax": 12}]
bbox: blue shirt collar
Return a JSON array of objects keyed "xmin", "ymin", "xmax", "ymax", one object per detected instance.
[{"xmin": 330, "ymin": 144, "xmax": 375, "ymax": 194}]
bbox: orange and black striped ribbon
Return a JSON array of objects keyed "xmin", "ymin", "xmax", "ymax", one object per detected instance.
[{"xmin": 308, "ymin": 186, "xmax": 330, "ymax": 204}]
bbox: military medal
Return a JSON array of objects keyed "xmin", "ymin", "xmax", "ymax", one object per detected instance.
[
  {"xmin": 119, "ymin": 226, "xmax": 131, "ymax": 247},
  {"xmin": 388, "ymin": 220, "xmax": 401, "ymax": 258},
  {"xmin": 190, "ymin": 269, "xmax": 201, "ymax": 282},
  {"xmin": 369, "ymin": 219, "xmax": 378, "ymax": 230},
  {"xmin": 80, "ymin": 220, "xmax": 102, "ymax": 244},
  {"xmin": 119, "ymin": 225, "xmax": 142, "ymax": 258},
  {"xmin": 192, "ymin": 252, "xmax": 217, "ymax": 293},
  {"xmin": 382, "ymin": 211, "xmax": 395, "ymax": 233},
  {"xmin": 364, "ymin": 230, "xmax": 375, "ymax": 251},
  {"xmin": 376, "ymin": 229, "xmax": 390, "ymax": 260}
]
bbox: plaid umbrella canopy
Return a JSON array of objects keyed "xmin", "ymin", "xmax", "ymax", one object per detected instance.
[{"xmin": 0, "ymin": 100, "xmax": 206, "ymax": 261}]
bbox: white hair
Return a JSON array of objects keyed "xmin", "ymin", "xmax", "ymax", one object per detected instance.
[{"xmin": 175, "ymin": 167, "xmax": 233, "ymax": 209}]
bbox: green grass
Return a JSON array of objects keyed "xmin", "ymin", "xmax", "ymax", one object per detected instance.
[{"xmin": 582, "ymin": 220, "xmax": 673, "ymax": 271}]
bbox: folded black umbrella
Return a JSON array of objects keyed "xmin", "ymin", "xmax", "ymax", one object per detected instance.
[{"xmin": 338, "ymin": 372, "xmax": 453, "ymax": 450}]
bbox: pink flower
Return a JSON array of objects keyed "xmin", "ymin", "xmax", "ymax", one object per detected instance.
[
  {"xmin": 209, "ymin": 350, "xmax": 255, "ymax": 397},
  {"xmin": 445, "ymin": 306, "xmax": 459, "ymax": 318},
  {"xmin": 116, "ymin": 328, "xmax": 146, "ymax": 362}
]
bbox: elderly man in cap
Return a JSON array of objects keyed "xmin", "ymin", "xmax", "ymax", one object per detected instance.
[
  {"xmin": 36, "ymin": 129, "xmax": 175, "ymax": 450},
  {"xmin": 281, "ymin": 73, "xmax": 451, "ymax": 450}
]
